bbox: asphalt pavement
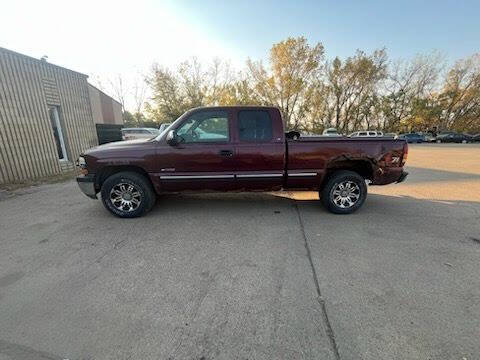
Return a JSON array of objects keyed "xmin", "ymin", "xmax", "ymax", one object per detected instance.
[{"xmin": 0, "ymin": 144, "xmax": 479, "ymax": 360}]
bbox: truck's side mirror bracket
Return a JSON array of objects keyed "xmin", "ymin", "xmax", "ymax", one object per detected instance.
[{"xmin": 166, "ymin": 130, "xmax": 178, "ymax": 146}]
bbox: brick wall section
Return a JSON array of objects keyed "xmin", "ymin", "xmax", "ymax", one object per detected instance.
[{"xmin": 0, "ymin": 47, "xmax": 98, "ymax": 184}]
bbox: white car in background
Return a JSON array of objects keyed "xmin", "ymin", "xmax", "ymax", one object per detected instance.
[
  {"xmin": 350, "ymin": 130, "xmax": 384, "ymax": 137},
  {"xmin": 322, "ymin": 128, "xmax": 342, "ymax": 136},
  {"xmin": 121, "ymin": 128, "xmax": 160, "ymax": 141}
]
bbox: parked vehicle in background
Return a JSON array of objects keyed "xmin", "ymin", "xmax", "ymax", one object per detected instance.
[
  {"xmin": 436, "ymin": 133, "xmax": 470, "ymax": 143},
  {"xmin": 472, "ymin": 134, "xmax": 480, "ymax": 142},
  {"xmin": 77, "ymin": 106, "xmax": 408, "ymax": 218},
  {"xmin": 121, "ymin": 128, "xmax": 160, "ymax": 141},
  {"xmin": 322, "ymin": 128, "xmax": 342, "ymax": 136},
  {"xmin": 158, "ymin": 123, "xmax": 172, "ymax": 134},
  {"xmin": 383, "ymin": 133, "xmax": 398, "ymax": 139},
  {"xmin": 465, "ymin": 134, "xmax": 475, "ymax": 142},
  {"xmin": 398, "ymin": 133, "xmax": 424, "ymax": 143},
  {"xmin": 424, "ymin": 133, "xmax": 437, "ymax": 142},
  {"xmin": 349, "ymin": 130, "xmax": 384, "ymax": 137}
]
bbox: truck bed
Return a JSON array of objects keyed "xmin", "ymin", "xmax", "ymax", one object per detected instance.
[{"xmin": 285, "ymin": 137, "xmax": 407, "ymax": 187}]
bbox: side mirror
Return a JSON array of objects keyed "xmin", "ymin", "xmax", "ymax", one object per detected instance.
[{"xmin": 166, "ymin": 130, "xmax": 178, "ymax": 146}]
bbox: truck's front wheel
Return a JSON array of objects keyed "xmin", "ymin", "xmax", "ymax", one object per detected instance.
[
  {"xmin": 321, "ymin": 170, "xmax": 367, "ymax": 214},
  {"xmin": 101, "ymin": 171, "xmax": 155, "ymax": 218}
]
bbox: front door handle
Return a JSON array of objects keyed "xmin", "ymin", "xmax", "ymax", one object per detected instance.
[{"xmin": 219, "ymin": 150, "xmax": 233, "ymax": 157}]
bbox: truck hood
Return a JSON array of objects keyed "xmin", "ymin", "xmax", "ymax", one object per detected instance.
[{"xmin": 83, "ymin": 138, "xmax": 155, "ymax": 156}]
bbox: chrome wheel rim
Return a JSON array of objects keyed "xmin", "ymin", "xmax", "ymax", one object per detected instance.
[
  {"xmin": 331, "ymin": 181, "xmax": 361, "ymax": 208},
  {"xmin": 110, "ymin": 183, "xmax": 141, "ymax": 212}
]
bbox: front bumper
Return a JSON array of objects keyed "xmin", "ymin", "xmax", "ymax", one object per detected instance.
[{"xmin": 76, "ymin": 174, "xmax": 97, "ymax": 199}]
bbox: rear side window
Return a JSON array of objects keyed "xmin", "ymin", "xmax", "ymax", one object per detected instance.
[{"xmin": 238, "ymin": 110, "xmax": 273, "ymax": 142}]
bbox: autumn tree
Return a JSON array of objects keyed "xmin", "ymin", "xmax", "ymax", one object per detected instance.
[
  {"xmin": 108, "ymin": 74, "xmax": 128, "ymax": 113},
  {"xmin": 215, "ymin": 77, "xmax": 261, "ymax": 105},
  {"xmin": 380, "ymin": 52, "xmax": 443, "ymax": 131},
  {"xmin": 143, "ymin": 37, "xmax": 478, "ymax": 134},
  {"xmin": 324, "ymin": 49, "xmax": 387, "ymax": 133},
  {"xmin": 245, "ymin": 37, "xmax": 324, "ymax": 130},
  {"xmin": 434, "ymin": 54, "xmax": 480, "ymax": 132},
  {"xmin": 145, "ymin": 58, "xmax": 233, "ymax": 123}
]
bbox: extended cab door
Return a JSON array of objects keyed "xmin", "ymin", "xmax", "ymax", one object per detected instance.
[
  {"xmin": 233, "ymin": 108, "xmax": 285, "ymax": 190},
  {"xmin": 156, "ymin": 109, "xmax": 237, "ymax": 191}
]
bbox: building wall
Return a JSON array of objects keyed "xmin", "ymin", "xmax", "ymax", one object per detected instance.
[
  {"xmin": 87, "ymin": 84, "xmax": 123, "ymax": 125},
  {"xmin": 88, "ymin": 84, "xmax": 103, "ymax": 124},
  {"xmin": 112, "ymin": 100, "xmax": 122, "ymax": 125},
  {"xmin": 0, "ymin": 47, "xmax": 98, "ymax": 184}
]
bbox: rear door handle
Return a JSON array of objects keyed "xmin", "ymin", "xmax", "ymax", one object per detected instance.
[{"xmin": 219, "ymin": 150, "xmax": 233, "ymax": 157}]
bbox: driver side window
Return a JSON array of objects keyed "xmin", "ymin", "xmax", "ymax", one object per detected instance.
[{"xmin": 176, "ymin": 111, "xmax": 229, "ymax": 143}]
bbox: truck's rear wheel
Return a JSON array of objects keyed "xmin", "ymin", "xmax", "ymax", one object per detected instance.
[
  {"xmin": 101, "ymin": 171, "xmax": 155, "ymax": 218},
  {"xmin": 321, "ymin": 170, "xmax": 367, "ymax": 214}
]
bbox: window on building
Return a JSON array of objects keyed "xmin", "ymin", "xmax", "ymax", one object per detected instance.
[
  {"xmin": 48, "ymin": 106, "xmax": 68, "ymax": 160},
  {"xmin": 238, "ymin": 110, "xmax": 273, "ymax": 142}
]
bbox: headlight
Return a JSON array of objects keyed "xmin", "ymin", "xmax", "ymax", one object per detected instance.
[{"xmin": 77, "ymin": 156, "xmax": 86, "ymax": 168}]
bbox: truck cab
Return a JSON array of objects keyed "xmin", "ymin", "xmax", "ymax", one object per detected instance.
[{"xmin": 155, "ymin": 107, "xmax": 286, "ymax": 192}]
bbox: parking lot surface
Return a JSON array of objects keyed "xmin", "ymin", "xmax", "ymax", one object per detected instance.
[{"xmin": 0, "ymin": 144, "xmax": 479, "ymax": 360}]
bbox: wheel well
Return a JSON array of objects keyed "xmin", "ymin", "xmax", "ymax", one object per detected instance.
[
  {"xmin": 95, "ymin": 166, "xmax": 153, "ymax": 190},
  {"xmin": 321, "ymin": 160, "xmax": 373, "ymax": 187}
]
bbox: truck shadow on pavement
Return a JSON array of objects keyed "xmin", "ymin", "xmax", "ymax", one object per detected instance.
[
  {"xmin": 404, "ymin": 166, "xmax": 480, "ymax": 184},
  {"xmin": 150, "ymin": 191, "xmax": 479, "ymax": 220}
]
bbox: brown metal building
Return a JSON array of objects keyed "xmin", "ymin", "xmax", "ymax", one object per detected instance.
[
  {"xmin": 0, "ymin": 47, "xmax": 120, "ymax": 184},
  {"xmin": 88, "ymin": 83, "xmax": 123, "ymax": 125}
]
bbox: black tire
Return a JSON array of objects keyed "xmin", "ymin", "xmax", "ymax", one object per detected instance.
[
  {"xmin": 321, "ymin": 170, "xmax": 367, "ymax": 214},
  {"xmin": 101, "ymin": 171, "xmax": 156, "ymax": 218}
]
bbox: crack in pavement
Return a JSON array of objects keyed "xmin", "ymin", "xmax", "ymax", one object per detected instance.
[
  {"xmin": 294, "ymin": 202, "xmax": 341, "ymax": 360},
  {"xmin": 0, "ymin": 339, "xmax": 63, "ymax": 360}
]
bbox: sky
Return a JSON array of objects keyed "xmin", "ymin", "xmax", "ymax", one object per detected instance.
[{"xmin": 1, "ymin": 0, "xmax": 479, "ymax": 109}]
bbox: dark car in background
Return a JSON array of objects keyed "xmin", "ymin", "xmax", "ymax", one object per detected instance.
[
  {"xmin": 398, "ymin": 133, "xmax": 424, "ymax": 143},
  {"xmin": 436, "ymin": 133, "xmax": 470, "ymax": 143}
]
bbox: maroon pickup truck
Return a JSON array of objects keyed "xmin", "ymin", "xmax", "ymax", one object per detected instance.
[{"xmin": 76, "ymin": 106, "xmax": 408, "ymax": 217}]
